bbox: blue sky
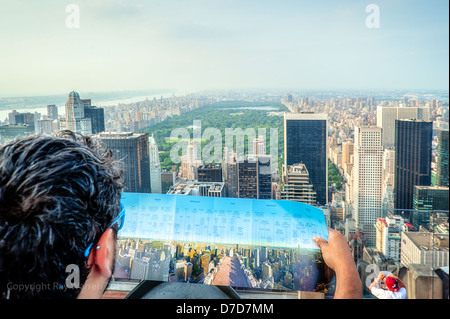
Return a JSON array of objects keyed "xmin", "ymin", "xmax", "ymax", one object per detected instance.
[{"xmin": 0, "ymin": 0, "xmax": 448, "ymax": 96}]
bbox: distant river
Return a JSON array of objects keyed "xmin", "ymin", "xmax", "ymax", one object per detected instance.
[{"xmin": 0, "ymin": 93, "xmax": 174, "ymax": 122}]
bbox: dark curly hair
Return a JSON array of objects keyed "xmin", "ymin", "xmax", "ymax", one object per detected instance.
[{"xmin": 0, "ymin": 131, "xmax": 124, "ymax": 299}]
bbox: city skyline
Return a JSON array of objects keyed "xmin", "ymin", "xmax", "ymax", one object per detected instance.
[
  {"xmin": 0, "ymin": 0, "xmax": 448, "ymax": 298},
  {"xmin": 0, "ymin": 0, "xmax": 448, "ymax": 97}
]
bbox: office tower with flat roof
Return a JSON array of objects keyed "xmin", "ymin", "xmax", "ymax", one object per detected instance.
[
  {"xmin": 64, "ymin": 91, "xmax": 86, "ymax": 131},
  {"xmin": 280, "ymin": 163, "xmax": 317, "ymax": 206},
  {"xmin": 84, "ymin": 105, "xmax": 105, "ymax": 134},
  {"xmin": 222, "ymin": 147, "xmax": 238, "ymax": 198},
  {"xmin": 47, "ymin": 105, "xmax": 58, "ymax": 120},
  {"xmin": 401, "ymin": 232, "xmax": 449, "ymax": 269},
  {"xmin": 35, "ymin": 118, "xmax": 54, "ymax": 135},
  {"xmin": 161, "ymin": 171, "xmax": 175, "ymax": 194},
  {"xmin": 437, "ymin": 129, "xmax": 449, "ymax": 187},
  {"xmin": 197, "ymin": 165, "xmax": 222, "ymax": 183},
  {"xmin": 96, "ymin": 132, "xmax": 151, "ymax": 193},
  {"xmin": 412, "ymin": 186, "xmax": 449, "ymax": 230},
  {"xmin": 394, "ymin": 119, "xmax": 433, "ymax": 212},
  {"xmin": 149, "ymin": 135, "xmax": 162, "ymax": 194},
  {"xmin": 237, "ymin": 155, "xmax": 272, "ymax": 199},
  {"xmin": 376, "ymin": 105, "xmax": 429, "ymax": 148},
  {"xmin": 352, "ymin": 125, "xmax": 383, "ymax": 247},
  {"xmin": 375, "ymin": 215, "xmax": 405, "ymax": 262},
  {"xmin": 253, "ymin": 135, "xmax": 266, "ymax": 155},
  {"xmin": 284, "ymin": 113, "xmax": 328, "ymax": 205},
  {"xmin": 8, "ymin": 111, "xmax": 34, "ymax": 125},
  {"xmin": 381, "ymin": 148, "xmax": 395, "ymax": 215}
]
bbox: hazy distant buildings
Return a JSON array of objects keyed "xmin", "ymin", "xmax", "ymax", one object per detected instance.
[
  {"xmin": 84, "ymin": 105, "xmax": 105, "ymax": 134},
  {"xmin": 352, "ymin": 125, "xmax": 383, "ymax": 247},
  {"xmin": 8, "ymin": 110, "xmax": 35, "ymax": 126},
  {"xmin": 60, "ymin": 91, "xmax": 105, "ymax": 135},
  {"xmin": 284, "ymin": 113, "xmax": 328, "ymax": 205},
  {"xmin": 394, "ymin": 119, "xmax": 433, "ymax": 212},
  {"xmin": 96, "ymin": 132, "xmax": 151, "ymax": 193},
  {"xmin": 61, "ymin": 91, "xmax": 91, "ymax": 135},
  {"xmin": 0, "ymin": 124, "xmax": 35, "ymax": 144},
  {"xmin": 34, "ymin": 118, "xmax": 55, "ymax": 135},
  {"xmin": 47, "ymin": 104, "xmax": 58, "ymax": 120},
  {"xmin": 376, "ymin": 105, "xmax": 429, "ymax": 148},
  {"xmin": 181, "ymin": 140, "xmax": 203, "ymax": 181}
]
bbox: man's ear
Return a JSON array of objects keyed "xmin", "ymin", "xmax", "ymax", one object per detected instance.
[{"xmin": 87, "ymin": 228, "xmax": 116, "ymax": 278}]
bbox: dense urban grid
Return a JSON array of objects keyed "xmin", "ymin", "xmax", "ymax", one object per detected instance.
[{"xmin": 0, "ymin": 88, "xmax": 448, "ymax": 298}]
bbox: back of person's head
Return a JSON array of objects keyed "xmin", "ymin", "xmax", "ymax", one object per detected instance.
[{"xmin": 0, "ymin": 131, "xmax": 124, "ymax": 299}]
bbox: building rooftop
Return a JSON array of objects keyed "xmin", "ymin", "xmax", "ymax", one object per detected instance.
[
  {"xmin": 97, "ymin": 132, "xmax": 147, "ymax": 139},
  {"xmin": 404, "ymin": 232, "xmax": 449, "ymax": 251},
  {"xmin": 167, "ymin": 181, "xmax": 225, "ymax": 195}
]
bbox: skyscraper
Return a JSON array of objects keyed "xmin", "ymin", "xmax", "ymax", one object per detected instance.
[
  {"xmin": 60, "ymin": 92, "xmax": 105, "ymax": 135},
  {"xmin": 437, "ymin": 129, "xmax": 449, "ymax": 187},
  {"xmin": 394, "ymin": 119, "xmax": 433, "ymax": 212},
  {"xmin": 342, "ymin": 141, "xmax": 354, "ymax": 165},
  {"xmin": 280, "ymin": 163, "xmax": 317, "ymax": 206},
  {"xmin": 352, "ymin": 125, "xmax": 383, "ymax": 247},
  {"xmin": 252, "ymin": 135, "xmax": 266, "ymax": 155},
  {"xmin": 284, "ymin": 113, "xmax": 328, "ymax": 205},
  {"xmin": 96, "ymin": 132, "xmax": 151, "ymax": 193},
  {"xmin": 376, "ymin": 105, "xmax": 429, "ymax": 148},
  {"xmin": 412, "ymin": 186, "xmax": 449, "ymax": 230},
  {"xmin": 222, "ymin": 147, "xmax": 238, "ymax": 198},
  {"xmin": 237, "ymin": 155, "xmax": 272, "ymax": 199},
  {"xmin": 197, "ymin": 165, "xmax": 222, "ymax": 183},
  {"xmin": 63, "ymin": 91, "xmax": 90, "ymax": 134},
  {"xmin": 149, "ymin": 135, "xmax": 162, "ymax": 194},
  {"xmin": 47, "ymin": 105, "xmax": 58, "ymax": 120},
  {"xmin": 181, "ymin": 140, "xmax": 203, "ymax": 181},
  {"xmin": 84, "ymin": 105, "xmax": 105, "ymax": 134}
]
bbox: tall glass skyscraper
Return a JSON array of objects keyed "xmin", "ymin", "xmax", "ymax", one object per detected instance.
[
  {"xmin": 284, "ymin": 113, "xmax": 328, "ymax": 205},
  {"xmin": 237, "ymin": 155, "xmax": 272, "ymax": 199},
  {"xmin": 437, "ymin": 129, "xmax": 449, "ymax": 187},
  {"xmin": 394, "ymin": 119, "xmax": 433, "ymax": 212},
  {"xmin": 149, "ymin": 134, "xmax": 162, "ymax": 194},
  {"xmin": 96, "ymin": 132, "xmax": 151, "ymax": 193}
]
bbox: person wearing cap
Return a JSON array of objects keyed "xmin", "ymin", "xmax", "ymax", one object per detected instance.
[{"xmin": 369, "ymin": 272, "xmax": 407, "ymax": 299}]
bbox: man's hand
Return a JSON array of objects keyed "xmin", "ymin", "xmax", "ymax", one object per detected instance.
[
  {"xmin": 313, "ymin": 228, "xmax": 362, "ymax": 299},
  {"xmin": 313, "ymin": 228, "xmax": 355, "ymax": 274},
  {"xmin": 378, "ymin": 272, "xmax": 386, "ymax": 280}
]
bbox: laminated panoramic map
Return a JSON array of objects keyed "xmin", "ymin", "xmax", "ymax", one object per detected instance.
[{"xmin": 113, "ymin": 193, "xmax": 332, "ymax": 293}]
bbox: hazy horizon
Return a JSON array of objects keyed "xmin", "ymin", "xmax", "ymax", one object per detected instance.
[{"xmin": 1, "ymin": 0, "xmax": 448, "ymax": 97}]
